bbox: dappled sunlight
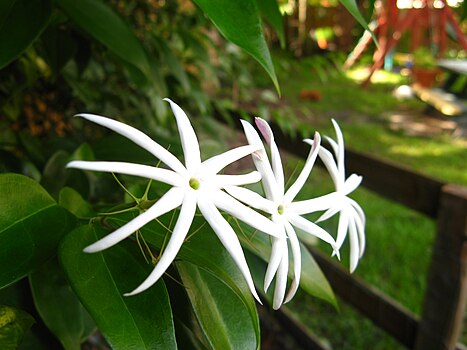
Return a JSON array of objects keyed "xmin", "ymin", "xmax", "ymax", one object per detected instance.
[{"xmin": 346, "ymin": 67, "xmax": 408, "ymax": 85}]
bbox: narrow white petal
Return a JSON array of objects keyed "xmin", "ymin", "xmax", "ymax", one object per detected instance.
[
  {"xmin": 316, "ymin": 205, "xmax": 342, "ymax": 223},
  {"xmin": 254, "ymin": 117, "xmax": 273, "ymax": 145},
  {"xmin": 255, "ymin": 118, "xmax": 285, "ymax": 194},
  {"xmin": 331, "ymin": 119, "xmax": 345, "ymax": 180},
  {"xmin": 283, "ymin": 221, "xmax": 301, "ymax": 303},
  {"xmin": 289, "ymin": 192, "xmax": 339, "ymax": 215},
  {"xmin": 240, "ymin": 120, "xmax": 279, "ymax": 201},
  {"xmin": 197, "ymin": 196, "xmax": 261, "ymax": 303},
  {"xmin": 84, "ymin": 187, "xmax": 185, "ymax": 253},
  {"xmin": 201, "ymin": 145, "xmax": 259, "ymax": 175},
  {"xmin": 343, "ymin": 174, "xmax": 363, "ymax": 195},
  {"xmin": 336, "ymin": 209, "xmax": 350, "ymax": 249},
  {"xmin": 224, "ymin": 186, "xmax": 275, "ymax": 214},
  {"xmin": 214, "ymin": 172, "xmax": 261, "ymax": 187},
  {"xmin": 351, "ymin": 208, "xmax": 366, "ymax": 257},
  {"xmin": 287, "ymin": 213, "xmax": 337, "ymax": 248},
  {"xmin": 124, "ymin": 192, "xmax": 196, "ymax": 296},
  {"xmin": 264, "ymin": 217, "xmax": 287, "ymax": 291},
  {"xmin": 164, "ymin": 98, "xmax": 201, "ymax": 172},
  {"xmin": 75, "ymin": 113, "xmax": 186, "ymax": 175},
  {"xmin": 264, "ymin": 237, "xmax": 285, "ymax": 292},
  {"xmin": 285, "ymin": 133, "xmax": 321, "ymax": 203},
  {"xmin": 272, "ymin": 248, "xmax": 289, "ymax": 310},
  {"xmin": 213, "ymin": 190, "xmax": 282, "ymax": 237},
  {"xmin": 67, "ymin": 161, "xmax": 183, "ymax": 187},
  {"xmin": 324, "ymin": 136, "xmax": 339, "ymax": 157},
  {"xmin": 348, "ymin": 216, "xmax": 359, "ymax": 273},
  {"xmin": 349, "ymin": 199, "xmax": 366, "ymax": 227},
  {"xmin": 318, "ymin": 147, "xmax": 341, "ymax": 190}
]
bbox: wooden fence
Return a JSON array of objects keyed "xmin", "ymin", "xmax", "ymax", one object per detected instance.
[{"xmin": 220, "ymin": 111, "xmax": 467, "ymax": 350}]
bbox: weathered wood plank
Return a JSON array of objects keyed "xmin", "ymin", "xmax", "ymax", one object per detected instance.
[
  {"xmin": 415, "ymin": 184, "xmax": 467, "ymax": 350},
  {"xmin": 308, "ymin": 246, "xmax": 419, "ymax": 348},
  {"xmin": 344, "ymin": 149, "xmax": 443, "ymax": 218}
]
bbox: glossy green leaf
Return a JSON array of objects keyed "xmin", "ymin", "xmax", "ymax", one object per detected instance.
[
  {"xmin": 0, "ymin": 0, "xmax": 52, "ymax": 69},
  {"xmin": 0, "ymin": 174, "xmax": 76, "ymax": 289},
  {"xmin": 193, "ymin": 0, "xmax": 279, "ymax": 93},
  {"xmin": 58, "ymin": 187, "xmax": 94, "ymax": 219},
  {"xmin": 56, "ymin": 0, "xmax": 151, "ymax": 84},
  {"xmin": 0, "ymin": 305, "xmax": 35, "ymax": 350},
  {"xmin": 256, "ymin": 0, "xmax": 285, "ymax": 48},
  {"xmin": 177, "ymin": 261, "xmax": 259, "ymax": 350},
  {"xmin": 59, "ymin": 225, "xmax": 176, "ymax": 350},
  {"xmin": 29, "ymin": 258, "xmax": 95, "ymax": 350},
  {"xmin": 107, "ymin": 212, "xmax": 261, "ymax": 343},
  {"xmin": 237, "ymin": 222, "xmax": 337, "ymax": 307},
  {"xmin": 339, "ymin": 0, "xmax": 377, "ymax": 44}
]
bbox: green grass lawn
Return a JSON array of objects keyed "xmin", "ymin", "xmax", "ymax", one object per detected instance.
[{"xmin": 238, "ymin": 52, "xmax": 466, "ymax": 348}]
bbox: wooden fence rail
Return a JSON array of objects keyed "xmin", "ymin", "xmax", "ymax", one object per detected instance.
[{"xmin": 218, "ymin": 111, "xmax": 467, "ymax": 350}]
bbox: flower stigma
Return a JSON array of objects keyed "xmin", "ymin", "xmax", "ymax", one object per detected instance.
[
  {"xmin": 277, "ymin": 204, "xmax": 284, "ymax": 215},
  {"xmin": 189, "ymin": 177, "xmax": 200, "ymax": 190}
]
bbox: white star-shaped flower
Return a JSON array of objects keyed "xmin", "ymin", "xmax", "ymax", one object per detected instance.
[
  {"xmin": 296, "ymin": 119, "xmax": 366, "ymax": 272},
  {"xmin": 67, "ymin": 99, "xmax": 282, "ymax": 301},
  {"xmin": 225, "ymin": 118, "xmax": 338, "ymax": 309}
]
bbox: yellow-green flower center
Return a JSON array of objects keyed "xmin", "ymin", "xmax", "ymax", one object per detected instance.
[
  {"xmin": 277, "ymin": 204, "xmax": 284, "ymax": 215},
  {"xmin": 189, "ymin": 178, "xmax": 200, "ymax": 190}
]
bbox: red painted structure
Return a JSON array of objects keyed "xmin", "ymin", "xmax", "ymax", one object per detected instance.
[{"xmin": 344, "ymin": 0, "xmax": 467, "ymax": 85}]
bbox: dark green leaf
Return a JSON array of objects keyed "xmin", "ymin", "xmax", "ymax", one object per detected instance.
[
  {"xmin": 0, "ymin": 305, "xmax": 35, "ymax": 350},
  {"xmin": 59, "ymin": 225, "xmax": 177, "ymax": 350},
  {"xmin": 0, "ymin": 0, "xmax": 52, "ymax": 69},
  {"xmin": 0, "ymin": 174, "xmax": 76, "ymax": 289},
  {"xmin": 174, "ymin": 319, "xmax": 210, "ymax": 350},
  {"xmin": 339, "ymin": 0, "xmax": 377, "ymax": 45},
  {"xmin": 58, "ymin": 187, "xmax": 94, "ymax": 218},
  {"xmin": 177, "ymin": 261, "xmax": 259, "ymax": 350},
  {"xmin": 193, "ymin": 0, "xmax": 279, "ymax": 93},
  {"xmin": 56, "ymin": 0, "xmax": 152, "ymax": 85},
  {"xmin": 29, "ymin": 258, "xmax": 95, "ymax": 350},
  {"xmin": 256, "ymin": 0, "xmax": 285, "ymax": 48}
]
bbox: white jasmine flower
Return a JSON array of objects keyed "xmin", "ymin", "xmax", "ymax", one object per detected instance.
[
  {"xmin": 225, "ymin": 118, "xmax": 338, "ymax": 309},
  {"xmin": 297, "ymin": 119, "xmax": 366, "ymax": 272},
  {"xmin": 67, "ymin": 99, "xmax": 282, "ymax": 301}
]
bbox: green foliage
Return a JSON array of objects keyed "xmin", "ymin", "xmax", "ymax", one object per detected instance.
[
  {"xmin": 0, "ymin": 173, "xmax": 76, "ymax": 289},
  {"xmin": 177, "ymin": 261, "xmax": 259, "ymax": 350},
  {"xmin": 56, "ymin": 0, "xmax": 152, "ymax": 86},
  {"xmin": 0, "ymin": 305, "xmax": 35, "ymax": 350},
  {"xmin": 29, "ymin": 258, "xmax": 96, "ymax": 350},
  {"xmin": 0, "ymin": 1, "xmax": 379, "ymax": 348},
  {"xmin": 0, "ymin": 0, "xmax": 52, "ymax": 69},
  {"xmin": 256, "ymin": 0, "xmax": 285, "ymax": 48},
  {"xmin": 60, "ymin": 224, "xmax": 177, "ymax": 349},
  {"xmin": 193, "ymin": 0, "xmax": 279, "ymax": 94},
  {"xmin": 338, "ymin": 0, "xmax": 377, "ymax": 45}
]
